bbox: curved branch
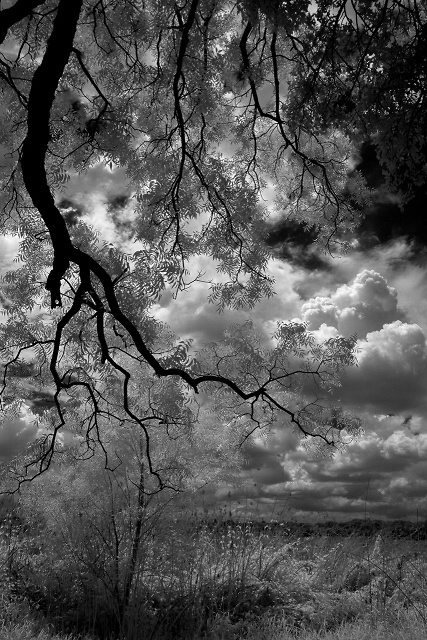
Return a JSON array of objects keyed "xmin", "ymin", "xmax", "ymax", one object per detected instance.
[
  {"xmin": 71, "ymin": 247, "xmax": 331, "ymax": 446},
  {"xmin": 21, "ymin": 0, "xmax": 83, "ymax": 307}
]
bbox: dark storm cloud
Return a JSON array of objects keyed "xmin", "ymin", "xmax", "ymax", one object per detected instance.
[
  {"xmin": 353, "ymin": 141, "xmax": 427, "ymax": 256},
  {"xmin": 264, "ymin": 218, "xmax": 330, "ymax": 271},
  {"xmin": 265, "ymin": 140, "xmax": 427, "ymax": 273}
]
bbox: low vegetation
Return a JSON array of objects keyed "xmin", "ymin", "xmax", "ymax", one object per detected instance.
[{"xmin": 0, "ymin": 494, "xmax": 426, "ymax": 640}]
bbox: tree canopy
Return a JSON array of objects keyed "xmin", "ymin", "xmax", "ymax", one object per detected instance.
[{"xmin": 0, "ymin": 0, "xmax": 424, "ymax": 487}]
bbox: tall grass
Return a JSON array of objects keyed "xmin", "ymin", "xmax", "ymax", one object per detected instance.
[{"xmin": 0, "ymin": 506, "xmax": 426, "ymax": 640}]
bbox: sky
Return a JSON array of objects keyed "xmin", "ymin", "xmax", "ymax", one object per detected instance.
[{"xmin": 1, "ymin": 142, "xmax": 427, "ymax": 522}]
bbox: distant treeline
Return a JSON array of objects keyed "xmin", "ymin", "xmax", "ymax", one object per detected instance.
[
  {"xmin": 202, "ymin": 518, "xmax": 427, "ymax": 540},
  {"xmin": 280, "ymin": 519, "xmax": 427, "ymax": 539}
]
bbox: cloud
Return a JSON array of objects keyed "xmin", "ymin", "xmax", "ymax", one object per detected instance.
[
  {"xmin": 0, "ymin": 414, "xmax": 38, "ymax": 462},
  {"xmin": 242, "ymin": 443, "xmax": 291, "ymax": 486},
  {"xmin": 65, "ymin": 162, "xmax": 129, "ymax": 198},
  {"xmin": 212, "ymin": 264, "xmax": 427, "ymax": 520},
  {"xmin": 61, "ymin": 191, "xmax": 137, "ymax": 251},
  {"xmin": 0, "ymin": 235, "xmax": 19, "ymax": 272},
  {"xmin": 265, "ymin": 218, "xmax": 330, "ymax": 270},
  {"xmin": 153, "ymin": 257, "xmax": 302, "ymax": 344},
  {"xmin": 301, "ymin": 269, "xmax": 404, "ymax": 338},
  {"xmin": 302, "ymin": 426, "xmax": 427, "ymax": 519},
  {"xmin": 390, "ymin": 264, "xmax": 427, "ymax": 333},
  {"xmin": 0, "ymin": 235, "xmax": 20, "ymax": 317},
  {"xmin": 349, "ymin": 141, "xmax": 427, "ymax": 256},
  {"xmin": 340, "ymin": 320, "xmax": 427, "ymax": 415},
  {"xmin": 262, "ymin": 139, "xmax": 427, "ymax": 279},
  {"xmin": 295, "ymin": 268, "xmax": 427, "ymax": 416},
  {"xmin": 221, "ymin": 418, "xmax": 427, "ymax": 520},
  {"xmin": 62, "ymin": 163, "xmax": 137, "ymax": 250}
]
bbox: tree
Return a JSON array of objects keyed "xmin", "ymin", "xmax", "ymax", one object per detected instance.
[
  {"xmin": 2, "ymin": 0, "xmax": 422, "ymax": 486},
  {"xmin": 12, "ymin": 409, "xmax": 244, "ymax": 636}
]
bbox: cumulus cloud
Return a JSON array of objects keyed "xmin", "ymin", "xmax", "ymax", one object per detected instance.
[
  {"xmin": 301, "ymin": 270, "xmax": 404, "ymax": 338},
  {"xmin": 293, "ymin": 268, "xmax": 427, "ymax": 418},
  {"xmin": 215, "ymin": 264, "xmax": 427, "ymax": 520},
  {"xmin": 340, "ymin": 320, "xmax": 427, "ymax": 415}
]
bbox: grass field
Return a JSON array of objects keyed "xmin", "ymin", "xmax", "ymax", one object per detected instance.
[{"xmin": 0, "ymin": 508, "xmax": 426, "ymax": 640}]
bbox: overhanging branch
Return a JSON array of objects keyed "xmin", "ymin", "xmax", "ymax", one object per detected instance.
[
  {"xmin": 20, "ymin": 0, "xmax": 83, "ymax": 307},
  {"xmin": 9, "ymin": 0, "xmax": 360, "ymax": 488}
]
